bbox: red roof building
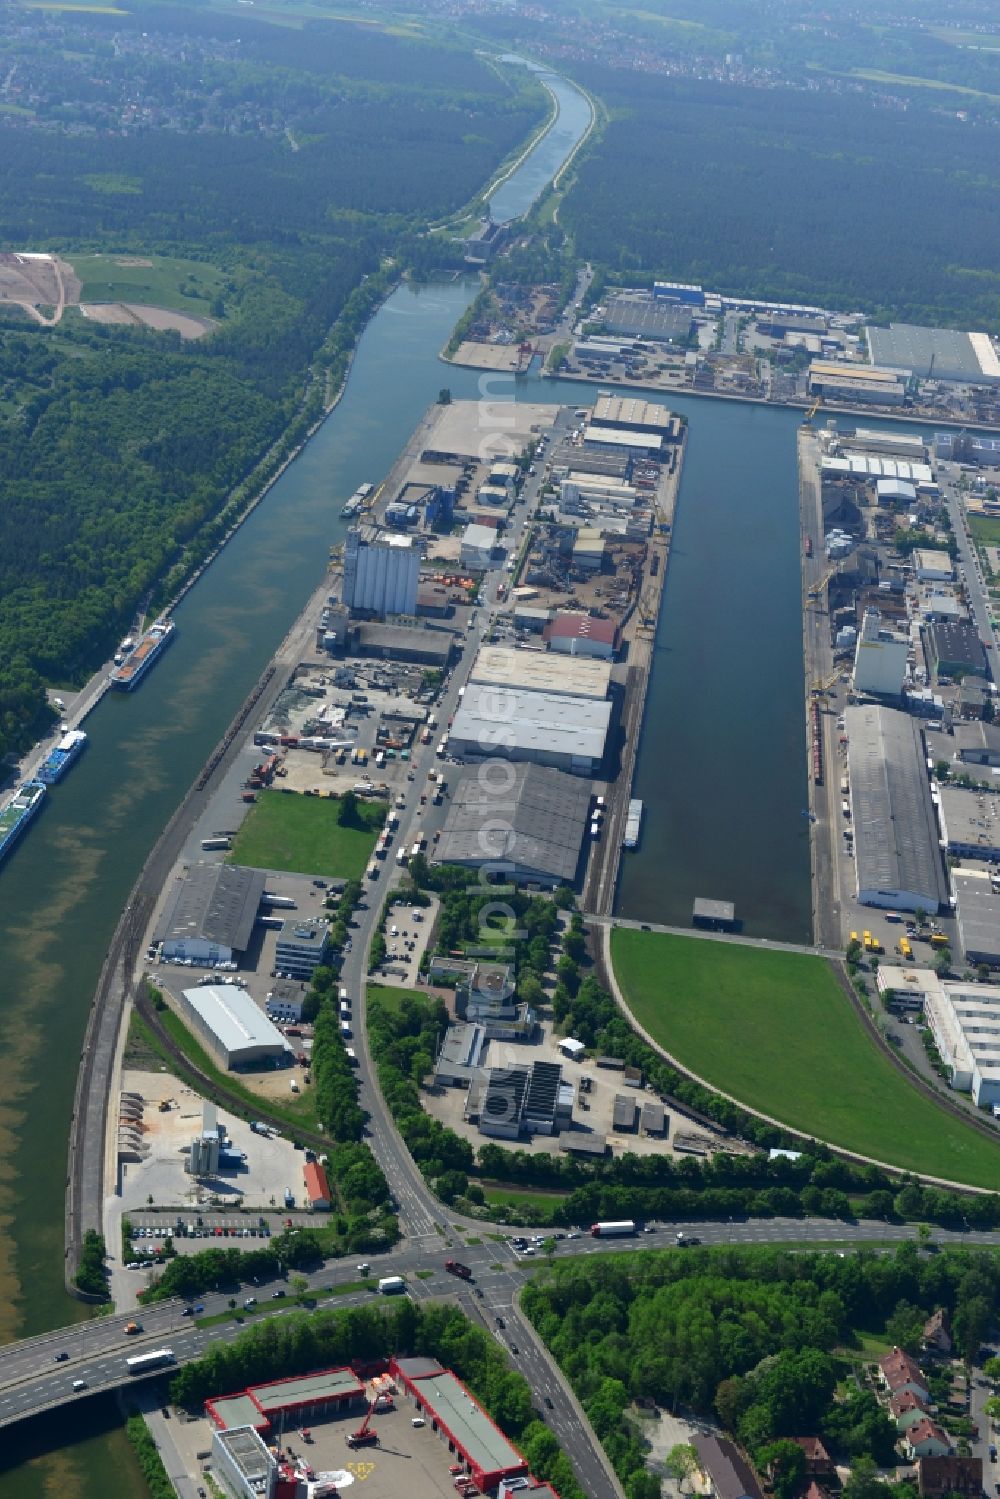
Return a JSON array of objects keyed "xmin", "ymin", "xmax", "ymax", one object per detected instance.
[
  {"xmin": 543, "ymin": 611, "xmax": 619, "ymax": 660},
  {"xmin": 303, "ymin": 1160, "xmax": 332, "ymax": 1211},
  {"xmin": 878, "ymin": 1347, "xmax": 929, "ymax": 1401},
  {"xmin": 905, "ymin": 1419, "xmax": 951, "ymax": 1459},
  {"xmin": 392, "ymin": 1356, "xmax": 531, "ymax": 1491},
  {"xmin": 890, "ymin": 1390, "xmax": 932, "ymax": 1429},
  {"xmin": 917, "ymin": 1455, "xmax": 982, "ymax": 1498}
]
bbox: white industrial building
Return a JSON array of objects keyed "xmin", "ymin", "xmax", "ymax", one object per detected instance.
[
  {"xmin": 470, "ymin": 644, "xmax": 612, "ymax": 700},
  {"xmin": 922, "ymin": 974, "xmax": 1000, "ymax": 1108},
  {"xmin": 212, "ymin": 1426, "xmax": 276, "ymax": 1499},
  {"xmin": 845, "ymin": 704, "xmax": 948, "ymax": 913},
  {"xmin": 953, "ymin": 869, "xmax": 1000, "ymax": 968},
  {"xmin": 274, "ymin": 920, "xmax": 330, "ymax": 981},
  {"xmin": 448, "ymin": 684, "xmax": 610, "ymax": 776},
  {"xmin": 342, "ymin": 525, "xmax": 420, "ymax": 616},
  {"xmin": 852, "ymin": 609, "xmax": 909, "ymax": 699},
  {"xmin": 460, "ymin": 523, "xmax": 497, "ymax": 571},
  {"xmin": 913, "ymin": 549, "xmax": 953, "ymax": 583},
  {"xmin": 179, "ymin": 983, "xmax": 292, "ymax": 1071}
]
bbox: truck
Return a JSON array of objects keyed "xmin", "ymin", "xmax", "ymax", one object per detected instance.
[
  {"xmin": 444, "ymin": 1260, "xmax": 472, "ymax": 1280},
  {"xmin": 124, "ymin": 1320, "xmax": 143, "ymax": 1335},
  {"xmin": 590, "ymin": 1220, "xmax": 636, "ymax": 1238},
  {"xmin": 377, "ymin": 1275, "xmax": 406, "ymax": 1295}
]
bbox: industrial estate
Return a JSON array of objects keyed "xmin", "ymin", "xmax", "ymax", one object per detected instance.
[{"xmin": 6, "ymin": 43, "xmax": 1000, "ymax": 1499}]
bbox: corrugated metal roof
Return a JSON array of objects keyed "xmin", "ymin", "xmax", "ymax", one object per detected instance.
[
  {"xmin": 846, "ymin": 705, "xmax": 948, "ymax": 908},
  {"xmin": 181, "ymin": 984, "xmax": 291, "ymax": 1059}
]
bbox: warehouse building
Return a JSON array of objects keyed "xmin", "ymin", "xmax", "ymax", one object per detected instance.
[
  {"xmin": 914, "ymin": 549, "xmax": 953, "ymax": 583},
  {"xmin": 434, "ymin": 1022, "xmax": 487, "ymax": 1087},
  {"xmin": 602, "ymin": 294, "xmax": 694, "ymax": 344},
  {"xmin": 591, "ymin": 394, "xmax": 682, "ymax": 440},
  {"xmin": 470, "ymin": 644, "xmax": 612, "ymax": 700},
  {"xmin": 926, "ymin": 621, "xmax": 989, "ymax": 681},
  {"xmin": 853, "ymin": 610, "xmax": 909, "ymax": 700},
  {"xmin": 955, "ymin": 721, "xmax": 1000, "ymax": 768},
  {"xmin": 179, "ymin": 984, "xmax": 292, "ymax": 1071},
  {"xmin": 808, "ymin": 361, "xmax": 907, "ymax": 405},
  {"xmin": 953, "ymin": 870, "xmax": 1000, "ymax": 968},
  {"xmin": 155, "ymin": 863, "xmax": 265, "ymax": 967},
  {"xmin": 923, "ymin": 977, "xmax": 1000, "ymax": 1108},
  {"xmin": 355, "ymin": 622, "xmax": 454, "ymax": 668},
  {"xmin": 448, "ymin": 684, "xmax": 611, "ymax": 777},
  {"xmin": 391, "ymin": 1357, "xmax": 530, "ymax": 1491},
  {"xmin": 435, "ymin": 762, "xmax": 591, "ymax": 885},
  {"xmin": 583, "ymin": 425, "xmax": 663, "ymax": 459},
  {"xmin": 845, "ymin": 704, "xmax": 948, "ymax": 913},
  {"xmin": 544, "ymin": 611, "xmax": 619, "ymax": 659},
  {"xmin": 342, "ymin": 526, "xmax": 419, "ymax": 617},
  {"xmin": 868, "ymin": 324, "xmax": 1000, "ymax": 386},
  {"xmin": 937, "ymin": 786, "xmax": 1000, "ymax": 861},
  {"xmin": 654, "ymin": 280, "xmax": 705, "ymax": 306},
  {"xmin": 477, "ymin": 1059, "xmax": 567, "ymax": 1138}
]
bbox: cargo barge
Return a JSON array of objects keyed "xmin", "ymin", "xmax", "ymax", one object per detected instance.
[
  {"xmin": 37, "ymin": 728, "xmax": 88, "ymax": 785},
  {"xmin": 110, "ymin": 619, "xmax": 176, "ymax": 691},
  {"xmin": 340, "ymin": 482, "xmax": 374, "ymax": 518},
  {"xmin": 0, "ymin": 780, "xmax": 46, "ymax": 864},
  {"xmin": 623, "ymin": 798, "xmax": 643, "ymax": 849}
]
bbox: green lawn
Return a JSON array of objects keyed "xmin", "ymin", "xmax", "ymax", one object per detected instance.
[
  {"xmin": 969, "ymin": 513, "xmax": 1000, "ymax": 555},
  {"xmin": 367, "ymin": 982, "xmax": 433, "ymax": 1014},
  {"xmin": 228, "ymin": 791, "xmax": 383, "ymax": 879},
  {"xmin": 611, "ymin": 930, "xmax": 1000, "ymax": 1189},
  {"xmin": 72, "ymin": 252, "xmax": 227, "ymax": 317}
]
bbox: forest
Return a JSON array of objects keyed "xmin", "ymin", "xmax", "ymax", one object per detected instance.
[
  {"xmin": 168, "ymin": 1297, "xmax": 583, "ymax": 1499},
  {"xmin": 523, "ymin": 1242, "xmax": 1000, "ymax": 1499},
  {"xmin": 561, "ymin": 69, "xmax": 1000, "ymax": 331},
  {"xmin": 0, "ymin": 12, "xmax": 546, "ymax": 763}
]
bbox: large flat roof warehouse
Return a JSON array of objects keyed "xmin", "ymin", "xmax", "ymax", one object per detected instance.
[
  {"xmin": 602, "ymin": 294, "xmax": 694, "ymax": 343},
  {"xmin": 448, "ymin": 683, "xmax": 611, "ymax": 773},
  {"xmin": 583, "ymin": 425, "xmax": 662, "ymax": 453},
  {"xmin": 868, "ymin": 323, "xmax": 1000, "ymax": 384},
  {"xmin": 180, "ymin": 983, "xmax": 292, "ymax": 1070},
  {"xmin": 591, "ymin": 394, "xmax": 680, "ymax": 437},
  {"xmin": 470, "ymin": 644, "xmax": 611, "ymax": 699},
  {"xmin": 425, "ymin": 401, "xmax": 559, "ymax": 461},
  {"xmin": 436, "ymin": 761, "xmax": 592, "ymax": 884},
  {"xmin": 953, "ymin": 870, "xmax": 1000, "ymax": 966},
  {"xmin": 154, "ymin": 863, "xmax": 266, "ymax": 956},
  {"xmin": 845, "ymin": 703, "xmax": 949, "ymax": 913}
]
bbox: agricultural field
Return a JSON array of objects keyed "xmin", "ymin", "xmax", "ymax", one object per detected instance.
[
  {"xmin": 611, "ymin": 929, "xmax": 1000, "ymax": 1189},
  {"xmin": 228, "ymin": 791, "xmax": 384, "ymax": 879}
]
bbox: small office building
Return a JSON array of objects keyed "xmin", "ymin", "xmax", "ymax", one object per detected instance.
[{"xmin": 274, "ymin": 921, "xmax": 330, "ymax": 982}]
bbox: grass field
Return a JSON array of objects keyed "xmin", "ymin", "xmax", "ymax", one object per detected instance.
[
  {"xmin": 611, "ymin": 930, "xmax": 1000, "ymax": 1189},
  {"xmin": 969, "ymin": 513, "xmax": 1000, "ymax": 551},
  {"xmin": 367, "ymin": 983, "xmax": 433, "ymax": 1014},
  {"xmin": 227, "ymin": 791, "xmax": 383, "ymax": 879},
  {"xmin": 72, "ymin": 253, "xmax": 227, "ymax": 317}
]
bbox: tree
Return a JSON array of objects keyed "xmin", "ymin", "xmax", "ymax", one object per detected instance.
[
  {"xmin": 843, "ymin": 1457, "xmax": 892, "ymax": 1499},
  {"xmin": 338, "ymin": 789, "xmax": 360, "ymax": 827},
  {"xmin": 953, "ymin": 1294, "xmax": 991, "ymax": 1362},
  {"xmin": 885, "ymin": 1300, "xmax": 927, "ymax": 1355},
  {"xmin": 984, "ymin": 1396, "xmax": 1000, "ymax": 1422},
  {"xmin": 758, "ymin": 1441, "xmax": 807, "ymax": 1499},
  {"xmin": 982, "ymin": 1357, "xmax": 1000, "ymax": 1383},
  {"xmin": 665, "ymin": 1444, "xmax": 698, "ymax": 1491}
]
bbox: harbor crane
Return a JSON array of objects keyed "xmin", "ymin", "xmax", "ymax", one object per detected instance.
[
  {"xmin": 807, "ymin": 565, "xmax": 836, "ymax": 602},
  {"xmin": 802, "ymin": 395, "xmax": 822, "ymax": 424}
]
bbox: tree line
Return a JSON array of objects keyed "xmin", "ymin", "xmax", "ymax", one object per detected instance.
[{"xmin": 523, "ymin": 1242, "xmax": 1000, "ymax": 1499}]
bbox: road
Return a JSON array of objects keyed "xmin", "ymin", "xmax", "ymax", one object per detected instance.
[
  {"xmin": 943, "ymin": 464, "xmax": 998, "ymax": 658},
  {"xmin": 7, "ymin": 1218, "xmax": 1000, "ymax": 1431}
]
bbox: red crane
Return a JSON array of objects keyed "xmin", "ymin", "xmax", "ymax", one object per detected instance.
[{"xmin": 346, "ymin": 1401, "xmax": 379, "ymax": 1449}]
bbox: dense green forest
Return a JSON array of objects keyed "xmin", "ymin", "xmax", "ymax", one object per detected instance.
[
  {"xmin": 0, "ymin": 10, "xmax": 545, "ymax": 763},
  {"xmin": 524, "ymin": 1243, "xmax": 1000, "ymax": 1498},
  {"xmin": 561, "ymin": 68, "xmax": 1000, "ymax": 330},
  {"xmin": 168, "ymin": 1298, "xmax": 584, "ymax": 1499}
]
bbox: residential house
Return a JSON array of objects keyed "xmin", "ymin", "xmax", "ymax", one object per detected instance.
[
  {"xmin": 916, "ymin": 1455, "xmax": 982, "ymax": 1499},
  {"xmin": 904, "ymin": 1419, "xmax": 951, "ymax": 1460},
  {"xmin": 889, "ymin": 1390, "xmax": 932, "ymax": 1432},
  {"xmin": 922, "ymin": 1309, "xmax": 953, "ymax": 1356},
  {"xmin": 693, "ymin": 1435, "xmax": 764, "ymax": 1499},
  {"xmin": 792, "ymin": 1438, "xmax": 836, "ymax": 1484},
  {"xmin": 878, "ymin": 1347, "xmax": 930, "ymax": 1403}
]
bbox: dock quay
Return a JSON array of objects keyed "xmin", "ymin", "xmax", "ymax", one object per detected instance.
[{"xmin": 584, "ymin": 425, "xmax": 686, "ymax": 916}]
